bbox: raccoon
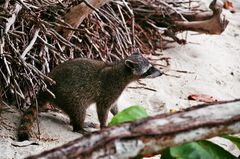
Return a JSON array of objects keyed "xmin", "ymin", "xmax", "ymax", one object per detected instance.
[{"xmin": 17, "ymin": 51, "xmax": 162, "ymax": 141}]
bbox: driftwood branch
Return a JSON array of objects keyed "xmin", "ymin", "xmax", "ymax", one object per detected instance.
[
  {"xmin": 57, "ymin": 0, "xmax": 111, "ymax": 40},
  {"xmin": 59, "ymin": 0, "xmax": 228, "ymax": 43},
  {"xmin": 174, "ymin": 0, "xmax": 229, "ymax": 34},
  {"xmin": 27, "ymin": 99, "xmax": 240, "ymax": 159}
]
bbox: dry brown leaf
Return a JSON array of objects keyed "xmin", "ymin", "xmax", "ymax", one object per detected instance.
[
  {"xmin": 223, "ymin": 0, "xmax": 236, "ymax": 13},
  {"xmin": 188, "ymin": 94, "xmax": 218, "ymax": 103}
]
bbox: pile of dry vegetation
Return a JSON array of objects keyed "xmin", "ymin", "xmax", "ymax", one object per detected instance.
[{"xmin": 0, "ymin": 0, "xmax": 228, "ymax": 109}]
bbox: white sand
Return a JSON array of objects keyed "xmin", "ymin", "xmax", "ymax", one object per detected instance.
[{"xmin": 1, "ymin": 1, "xmax": 240, "ymax": 158}]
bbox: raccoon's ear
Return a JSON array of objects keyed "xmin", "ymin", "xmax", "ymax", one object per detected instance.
[
  {"xmin": 132, "ymin": 48, "xmax": 141, "ymax": 55},
  {"xmin": 125, "ymin": 59, "xmax": 137, "ymax": 69}
]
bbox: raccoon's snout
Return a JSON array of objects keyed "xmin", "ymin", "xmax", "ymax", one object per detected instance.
[{"xmin": 141, "ymin": 66, "xmax": 163, "ymax": 78}]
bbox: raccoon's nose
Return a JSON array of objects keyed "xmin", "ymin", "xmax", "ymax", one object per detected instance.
[
  {"xmin": 142, "ymin": 66, "xmax": 163, "ymax": 78},
  {"xmin": 148, "ymin": 67, "xmax": 163, "ymax": 78}
]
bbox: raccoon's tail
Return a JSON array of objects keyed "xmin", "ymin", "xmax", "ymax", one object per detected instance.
[
  {"xmin": 17, "ymin": 105, "xmax": 38, "ymax": 141},
  {"xmin": 17, "ymin": 90, "xmax": 51, "ymax": 141}
]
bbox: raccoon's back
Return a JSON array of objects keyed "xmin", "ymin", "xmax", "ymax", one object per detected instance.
[
  {"xmin": 48, "ymin": 58, "xmax": 105, "ymax": 101},
  {"xmin": 50, "ymin": 58, "xmax": 105, "ymax": 80}
]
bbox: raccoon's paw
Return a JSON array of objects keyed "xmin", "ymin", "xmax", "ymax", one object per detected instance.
[
  {"xmin": 83, "ymin": 122, "xmax": 99, "ymax": 129},
  {"xmin": 17, "ymin": 130, "xmax": 31, "ymax": 141},
  {"xmin": 73, "ymin": 126, "xmax": 90, "ymax": 135}
]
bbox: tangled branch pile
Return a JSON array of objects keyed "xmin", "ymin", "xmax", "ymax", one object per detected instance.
[{"xmin": 0, "ymin": 0, "xmax": 228, "ymax": 108}]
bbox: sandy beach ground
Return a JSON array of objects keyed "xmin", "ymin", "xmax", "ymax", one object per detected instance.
[{"xmin": 1, "ymin": 1, "xmax": 240, "ymax": 158}]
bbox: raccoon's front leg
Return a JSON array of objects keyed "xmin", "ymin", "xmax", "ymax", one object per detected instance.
[
  {"xmin": 96, "ymin": 101, "xmax": 111, "ymax": 128},
  {"xmin": 68, "ymin": 104, "xmax": 88, "ymax": 134}
]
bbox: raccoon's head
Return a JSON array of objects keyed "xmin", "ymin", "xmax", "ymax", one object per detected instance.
[{"xmin": 124, "ymin": 51, "xmax": 163, "ymax": 78}]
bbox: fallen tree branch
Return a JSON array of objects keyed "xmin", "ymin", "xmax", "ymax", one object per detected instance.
[{"xmin": 27, "ymin": 99, "xmax": 240, "ymax": 159}]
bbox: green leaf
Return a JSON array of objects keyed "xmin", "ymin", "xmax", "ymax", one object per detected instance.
[
  {"xmin": 161, "ymin": 148, "xmax": 175, "ymax": 159},
  {"xmin": 161, "ymin": 140, "xmax": 237, "ymax": 159},
  {"xmin": 222, "ymin": 135, "xmax": 240, "ymax": 149},
  {"xmin": 109, "ymin": 105, "xmax": 148, "ymax": 126}
]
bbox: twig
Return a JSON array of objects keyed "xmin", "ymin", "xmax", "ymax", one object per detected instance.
[
  {"xmin": 171, "ymin": 69, "xmax": 194, "ymax": 74},
  {"xmin": 128, "ymin": 86, "xmax": 157, "ymax": 92},
  {"xmin": 11, "ymin": 141, "xmax": 39, "ymax": 147},
  {"xmin": 163, "ymin": 72, "xmax": 181, "ymax": 78},
  {"xmin": 20, "ymin": 28, "xmax": 40, "ymax": 59},
  {"xmin": 5, "ymin": 3, "xmax": 22, "ymax": 33}
]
